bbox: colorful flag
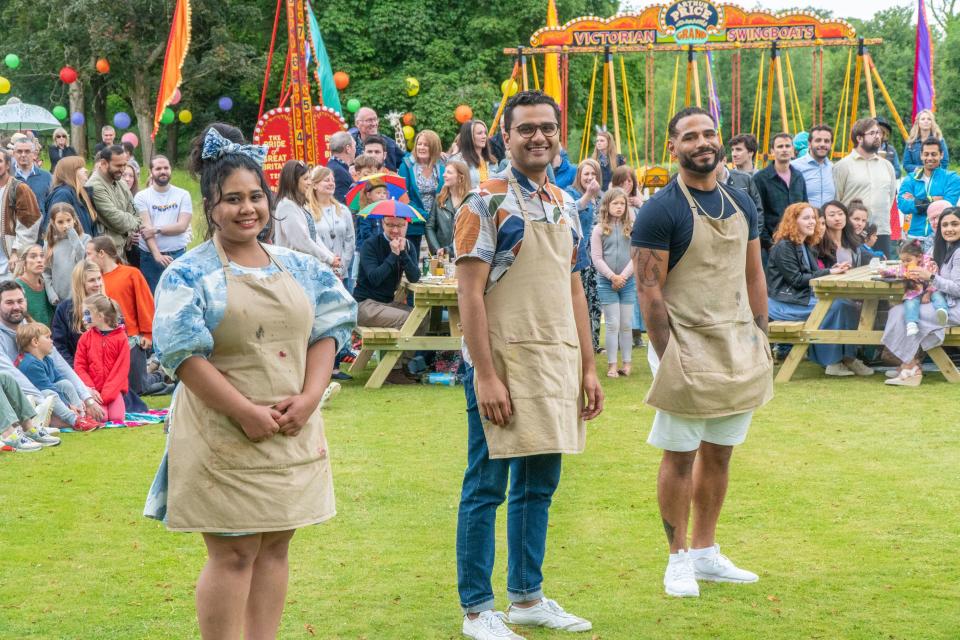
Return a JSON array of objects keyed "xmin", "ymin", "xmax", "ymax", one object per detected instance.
[
  {"xmin": 913, "ymin": 0, "xmax": 935, "ymax": 119},
  {"xmin": 152, "ymin": 0, "xmax": 191, "ymax": 139},
  {"xmin": 706, "ymin": 51, "xmax": 722, "ymax": 129},
  {"xmin": 306, "ymin": 0, "xmax": 342, "ymax": 115},
  {"xmin": 543, "ymin": 0, "xmax": 562, "ymax": 105}
]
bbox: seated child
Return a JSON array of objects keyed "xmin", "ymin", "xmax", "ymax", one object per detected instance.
[
  {"xmin": 880, "ymin": 240, "xmax": 950, "ymax": 336},
  {"xmin": 861, "ymin": 223, "xmax": 886, "ymax": 260},
  {"xmin": 74, "ymin": 294, "xmax": 131, "ymax": 423},
  {"xmin": 16, "ymin": 322, "xmax": 101, "ymax": 432}
]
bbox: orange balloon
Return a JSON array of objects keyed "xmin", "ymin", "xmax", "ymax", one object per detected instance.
[
  {"xmin": 96, "ymin": 58, "xmax": 110, "ymax": 74},
  {"xmin": 402, "ymin": 112, "xmax": 416, "ymax": 127},
  {"xmin": 333, "ymin": 71, "xmax": 349, "ymax": 90},
  {"xmin": 455, "ymin": 105, "xmax": 473, "ymax": 124}
]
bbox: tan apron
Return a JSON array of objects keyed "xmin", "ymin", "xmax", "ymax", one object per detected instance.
[
  {"xmin": 166, "ymin": 239, "xmax": 335, "ymax": 532},
  {"xmin": 645, "ymin": 176, "xmax": 773, "ymax": 418},
  {"xmin": 478, "ymin": 177, "xmax": 585, "ymax": 459}
]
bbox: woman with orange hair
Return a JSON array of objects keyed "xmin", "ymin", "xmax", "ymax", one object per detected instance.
[{"xmin": 766, "ymin": 202, "xmax": 872, "ymax": 376}]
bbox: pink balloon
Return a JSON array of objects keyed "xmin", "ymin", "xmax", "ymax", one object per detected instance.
[
  {"xmin": 121, "ymin": 132, "xmax": 139, "ymax": 148},
  {"xmin": 170, "ymin": 89, "xmax": 182, "ymax": 105}
]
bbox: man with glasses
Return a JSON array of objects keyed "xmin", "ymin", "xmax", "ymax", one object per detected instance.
[
  {"xmin": 351, "ymin": 107, "xmax": 403, "ymax": 171},
  {"xmin": 834, "ymin": 118, "xmax": 898, "ymax": 257},
  {"xmin": 12, "ymin": 139, "xmax": 52, "ymax": 221},
  {"xmin": 453, "ymin": 90, "xmax": 603, "ymax": 639}
]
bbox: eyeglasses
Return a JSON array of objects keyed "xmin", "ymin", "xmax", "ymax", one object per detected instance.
[
  {"xmin": 383, "ymin": 222, "xmax": 406, "ymax": 230},
  {"xmin": 511, "ymin": 122, "xmax": 559, "ymax": 139},
  {"xmin": 55, "ymin": 135, "xmax": 66, "ymax": 139}
]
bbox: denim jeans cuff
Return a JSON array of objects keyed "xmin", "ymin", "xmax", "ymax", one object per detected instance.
[
  {"xmin": 506, "ymin": 586, "xmax": 544, "ymax": 603},
  {"xmin": 461, "ymin": 597, "xmax": 497, "ymax": 615}
]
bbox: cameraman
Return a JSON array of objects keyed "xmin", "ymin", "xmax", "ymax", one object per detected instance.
[{"xmin": 898, "ymin": 137, "xmax": 960, "ymax": 244}]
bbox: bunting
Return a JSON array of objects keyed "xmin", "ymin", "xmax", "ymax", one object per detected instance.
[{"xmin": 152, "ymin": 0, "xmax": 191, "ymax": 139}]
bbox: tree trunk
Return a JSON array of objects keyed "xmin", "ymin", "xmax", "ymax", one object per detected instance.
[
  {"xmin": 128, "ymin": 71, "xmax": 155, "ymax": 165},
  {"xmin": 165, "ymin": 120, "xmax": 179, "ymax": 166},
  {"xmin": 68, "ymin": 81, "xmax": 86, "ymax": 160},
  {"xmin": 92, "ymin": 77, "xmax": 107, "ymax": 140}
]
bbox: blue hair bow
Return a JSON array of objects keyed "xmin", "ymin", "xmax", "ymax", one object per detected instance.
[{"xmin": 201, "ymin": 128, "xmax": 268, "ymax": 167}]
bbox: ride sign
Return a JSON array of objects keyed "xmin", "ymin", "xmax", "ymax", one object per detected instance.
[
  {"xmin": 659, "ymin": 0, "xmax": 724, "ymax": 45},
  {"xmin": 252, "ymin": 105, "xmax": 347, "ymax": 188}
]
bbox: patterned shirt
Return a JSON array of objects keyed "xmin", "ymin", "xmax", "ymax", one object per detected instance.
[
  {"xmin": 454, "ymin": 166, "xmax": 582, "ymax": 291},
  {"xmin": 153, "ymin": 241, "xmax": 357, "ymax": 377}
]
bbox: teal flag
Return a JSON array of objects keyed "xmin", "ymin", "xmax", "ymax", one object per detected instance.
[{"xmin": 306, "ymin": 0, "xmax": 342, "ymax": 115}]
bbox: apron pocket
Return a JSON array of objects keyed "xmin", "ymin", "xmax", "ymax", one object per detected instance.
[
  {"xmin": 503, "ymin": 339, "xmax": 580, "ymax": 400},
  {"xmin": 675, "ymin": 320, "xmax": 770, "ymax": 375}
]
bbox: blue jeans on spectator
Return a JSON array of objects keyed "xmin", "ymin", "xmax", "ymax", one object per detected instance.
[
  {"xmin": 767, "ymin": 297, "xmax": 860, "ymax": 366},
  {"xmin": 456, "ymin": 366, "xmax": 562, "ymax": 613},
  {"xmin": 904, "ymin": 291, "xmax": 948, "ymax": 323},
  {"xmin": 43, "ymin": 379, "xmax": 83, "ymax": 427},
  {"xmin": 140, "ymin": 248, "xmax": 186, "ymax": 294}
]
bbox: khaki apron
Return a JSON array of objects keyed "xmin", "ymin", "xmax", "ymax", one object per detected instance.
[
  {"xmin": 477, "ymin": 177, "xmax": 585, "ymax": 459},
  {"xmin": 166, "ymin": 239, "xmax": 335, "ymax": 532},
  {"xmin": 645, "ymin": 177, "xmax": 773, "ymax": 418}
]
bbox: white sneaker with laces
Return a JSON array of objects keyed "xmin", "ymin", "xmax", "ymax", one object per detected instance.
[
  {"xmin": 507, "ymin": 598, "xmax": 591, "ymax": 632},
  {"xmin": 906, "ymin": 322, "xmax": 919, "ymax": 336},
  {"xmin": 664, "ymin": 551, "xmax": 699, "ymax": 597},
  {"xmin": 319, "ymin": 382, "xmax": 341, "ymax": 409},
  {"xmin": 462, "ymin": 610, "xmax": 522, "ymax": 640},
  {"xmin": 692, "ymin": 545, "xmax": 759, "ymax": 583},
  {"xmin": 825, "ymin": 362, "xmax": 855, "ymax": 377},
  {"xmin": 846, "ymin": 359, "xmax": 874, "ymax": 376}
]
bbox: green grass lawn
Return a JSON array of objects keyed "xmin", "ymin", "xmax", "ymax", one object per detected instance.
[{"xmin": 1, "ymin": 353, "xmax": 958, "ymax": 639}]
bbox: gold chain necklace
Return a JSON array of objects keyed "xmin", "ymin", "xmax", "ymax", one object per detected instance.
[{"xmin": 689, "ymin": 186, "xmax": 726, "ymax": 221}]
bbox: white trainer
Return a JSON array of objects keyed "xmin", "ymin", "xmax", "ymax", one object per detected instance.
[
  {"xmin": 825, "ymin": 362, "xmax": 855, "ymax": 377},
  {"xmin": 664, "ymin": 551, "xmax": 699, "ymax": 597},
  {"xmin": 906, "ymin": 322, "xmax": 920, "ymax": 336},
  {"xmin": 507, "ymin": 598, "xmax": 591, "ymax": 632},
  {"xmin": 846, "ymin": 359, "xmax": 874, "ymax": 376},
  {"xmin": 692, "ymin": 545, "xmax": 759, "ymax": 583},
  {"xmin": 936, "ymin": 307, "xmax": 949, "ymax": 326},
  {"xmin": 462, "ymin": 610, "xmax": 522, "ymax": 640},
  {"xmin": 319, "ymin": 382, "xmax": 341, "ymax": 409}
]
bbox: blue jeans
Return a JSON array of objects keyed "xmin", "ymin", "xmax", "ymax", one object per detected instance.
[
  {"xmin": 904, "ymin": 292, "xmax": 948, "ymax": 323},
  {"xmin": 140, "ymin": 248, "xmax": 186, "ymax": 294},
  {"xmin": 456, "ymin": 366, "xmax": 562, "ymax": 613},
  {"xmin": 768, "ymin": 297, "xmax": 860, "ymax": 366},
  {"xmin": 43, "ymin": 379, "xmax": 82, "ymax": 427}
]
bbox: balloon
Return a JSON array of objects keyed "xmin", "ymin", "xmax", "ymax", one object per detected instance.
[
  {"xmin": 59, "ymin": 66, "xmax": 78, "ymax": 84},
  {"xmin": 178, "ymin": 109, "xmax": 192, "ymax": 124},
  {"xmin": 121, "ymin": 132, "xmax": 139, "ymax": 148},
  {"xmin": 95, "ymin": 58, "xmax": 110, "ymax": 74},
  {"xmin": 218, "ymin": 96, "xmax": 233, "ymax": 111},
  {"xmin": 0, "ymin": 77, "xmax": 9, "ymax": 94},
  {"xmin": 6, "ymin": 97, "xmax": 20, "ymax": 104},
  {"xmin": 333, "ymin": 71, "xmax": 349, "ymax": 90},
  {"xmin": 4, "ymin": 54, "xmax": 19, "ymax": 70},
  {"xmin": 501, "ymin": 78, "xmax": 519, "ymax": 97},
  {"xmin": 455, "ymin": 105, "xmax": 473, "ymax": 124},
  {"xmin": 170, "ymin": 88, "xmax": 182, "ymax": 105},
  {"xmin": 113, "ymin": 112, "xmax": 131, "ymax": 129},
  {"xmin": 402, "ymin": 125, "xmax": 415, "ymax": 140},
  {"xmin": 70, "ymin": 112, "xmax": 85, "ymax": 126},
  {"xmin": 402, "ymin": 112, "xmax": 416, "ymax": 127},
  {"xmin": 160, "ymin": 107, "xmax": 175, "ymax": 125},
  {"xmin": 346, "ymin": 98, "xmax": 361, "ymax": 113},
  {"xmin": 405, "ymin": 77, "xmax": 420, "ymax": 97},
  {"xmin": 52, "ymin": 106, "xmax": 68, "ymax": 120}
]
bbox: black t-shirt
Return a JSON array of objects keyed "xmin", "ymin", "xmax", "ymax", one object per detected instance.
[{"xmin": 630, "ymin": 179, "xmax": 759, "ymax": 271}]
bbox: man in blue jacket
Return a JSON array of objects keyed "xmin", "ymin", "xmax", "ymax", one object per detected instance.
[
  {"xmin": 897, "ymin": 137, "xmax": 960, "ymax": 242},
  {"xmin": 326, "ymin": 131, "xmax": 356, "ymax": 204},
  {"xmin": 12, "ymin": 138, "xmax": 52, "ymax": 220}
]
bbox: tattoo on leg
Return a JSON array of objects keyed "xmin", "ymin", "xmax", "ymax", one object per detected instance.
[{"xmin": 662, "ymin": 518, "xmax": 676, "ymax": 544}]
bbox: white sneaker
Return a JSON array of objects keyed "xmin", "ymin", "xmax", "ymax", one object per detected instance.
[
  {"xmin": 664, "ymin": 551, "xmax": 699, "ymax": 597},
  {"xmin": 24, "ymin": 425, "xmax": 61, "ymax": 447},
  {"xmin": 692, "ymin": 545, "xmax": 759, "ymax": 583},
  {"xmin": 507, "ymin": 597, "xmax": 592, "ymax": 632},
  {"xmin": 825, "ymin": 362, "xmax": 855, "ymax": 377},
  {"xmin": 936, "ymin": 308, "xmax": 949, "ymax": 326},
  {"xmin": 906, "ymin": 322, "xmax": 919, "ymax": 336},
  {"xmin": 319, "ymin": 382, "xmax": 341, "ymax": 409},
  {"xmin": 846, "ymin": 359, "xmax": 874, "ymax": 376},
  {"xmin": 462, "ymin": 610, "xmax": 522, "ymax": 640}
]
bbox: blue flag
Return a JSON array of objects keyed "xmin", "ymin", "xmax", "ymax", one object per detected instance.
[{"xmin": 306, "ymin": 0, "xmax": 342, "ymax": 115}]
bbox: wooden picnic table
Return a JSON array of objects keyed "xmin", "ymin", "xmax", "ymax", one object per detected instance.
[
  {"xmin": 350, "ymin": 279, "xmax": 462, "ymax": 388},
  {"xmin": 773, "ymin": 264, "xmax": 960, "ymax": 383}
]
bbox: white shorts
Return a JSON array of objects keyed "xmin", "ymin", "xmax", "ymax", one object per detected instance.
[{"xmin": 646, "ymin": 344, "xmax": 753, "ymax": 452}]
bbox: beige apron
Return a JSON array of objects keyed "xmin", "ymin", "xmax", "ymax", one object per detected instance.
[
  {"xmin": 478, "ymin": 177, "xmax": 585, "ymax": 459},
  {"xmin": 645, "ymin": 177, "xmax": 773, "ymax": 418},
  {"xmin": 166, "ymin": 240, "xmax": 335, "ymax": 532}
]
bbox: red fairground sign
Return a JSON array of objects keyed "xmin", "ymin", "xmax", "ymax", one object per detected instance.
[{"xmin": 252, "ymin": 105, "xmax": 347, "ymax": 188}]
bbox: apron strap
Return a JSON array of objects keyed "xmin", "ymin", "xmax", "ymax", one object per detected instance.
[
  {"xmin": 676, "ymin": 176, "xmax": 746, "ymax": 221},
  {"xmin": 507, "ymin": 172, "xmax": 559, "ymax": 223}
]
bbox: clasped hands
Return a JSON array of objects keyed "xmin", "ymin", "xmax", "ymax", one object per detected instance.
[{"xmin": 237, "ymin": 394, "xmax": 319, "ymax": 442}]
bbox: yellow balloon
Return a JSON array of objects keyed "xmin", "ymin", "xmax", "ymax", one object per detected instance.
[
  {"xmin": 178, "ymin": 109, "xmax": 193, "ymax": 124},
  {"xmin": 501, "ymin": 78, "xmax": 518, "ymax": 97},
  {"xmin": 402, "ymin": 125, "xmax": 415, "ymax": 140},
  {"xmin": 405, "ymin": 77, "xmax": 420, "ymax": 97},
  {"xmin": 0, "ymin": 76, "xmax": 9, "ymax": 94}
]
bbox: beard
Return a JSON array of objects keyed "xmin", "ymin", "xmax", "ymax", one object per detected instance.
[
  {"xmin": 678, "ymin": 146, "xmax": 722, "ymax": 174},
  {"xmin": 1, "ymin": 310, "xmax": 23, "ymax": 325},
  {"xmin": 860, "ymin": 139, "xmax": 881, "ymax": 154},
  {"xmin": 153, "ymin": 175, "xmax": 170, "ymax": 187}
]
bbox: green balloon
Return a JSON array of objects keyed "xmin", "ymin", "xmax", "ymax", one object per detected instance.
[
  {"xmin": 346, "ymin": 98, "xmax": 361, "ymax": 113},
  {"xmin": 4, "ymin": 54, "xmax": 19, "ymax": 70},
  {"xmin": 52, "ymin": 105, "xmax": 67, "ymax": 120},
  {"xmin": 160, "ymin": 107, "xmax": 175, "ymax": 125}
]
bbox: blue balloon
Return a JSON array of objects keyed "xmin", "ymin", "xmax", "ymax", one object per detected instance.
[
  {"xmin": 113, "ymin": 112, "xmax": 131, "ymax": 129},
  {"xmin": 70, "ymin": 112, "xmax": 85, "ymax": 126},
  {"xmin": 218, "ymin": 96, "xmax": 233, "ymax": 111}
]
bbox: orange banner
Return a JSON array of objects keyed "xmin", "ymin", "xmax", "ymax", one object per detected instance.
[{"xmin": 152, "ymin": 0, "xmax": 192, "ymax": 139}]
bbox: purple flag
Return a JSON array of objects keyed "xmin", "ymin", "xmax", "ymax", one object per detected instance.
[{"xmin": 913, "ymin": 0, "xmax": 935, "ymax": 119}]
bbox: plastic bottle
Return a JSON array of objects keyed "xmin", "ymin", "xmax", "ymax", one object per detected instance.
[{"xmin": 424, "ymin": 372, "xmax": 457, "ymax": 386}]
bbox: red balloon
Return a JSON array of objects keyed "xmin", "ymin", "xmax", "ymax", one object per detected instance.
[
  {"xmin": 333, "ymin": 71, "xmax": 349, "ymax": 90},
  {"xmin": 95, "ymin": 58, "xmax": 110, "ymax": 74},
  {"xmin": 455, "ymin": 105, "xmax": 473, "ymax": 124},
  {"xmin": 59, "ymin": 66, "xmax": 78, "ymax": 84}
]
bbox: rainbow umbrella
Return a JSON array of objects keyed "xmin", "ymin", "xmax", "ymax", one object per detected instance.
[
  {"xmin": 358, "ymin": 199, "xmax": 425, "ymax": 222},
  {"xmin": 345, "ymin": 173, "xmax": 408, "ymax": 211}
]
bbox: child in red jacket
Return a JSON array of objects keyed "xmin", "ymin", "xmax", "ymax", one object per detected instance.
[{"xmin": 74, "ymin": 294, "xmax": 130, "ymax": 423}]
